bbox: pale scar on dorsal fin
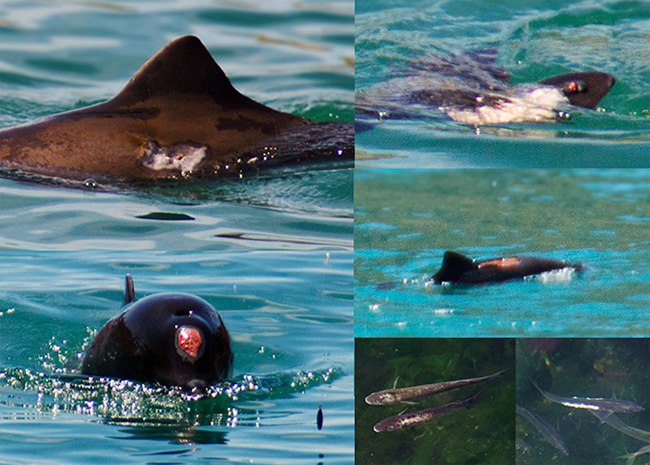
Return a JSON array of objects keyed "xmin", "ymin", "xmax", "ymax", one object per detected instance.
[{"xmin": 106, "ymin": 35, "xmax": 289, "ymax": 117}]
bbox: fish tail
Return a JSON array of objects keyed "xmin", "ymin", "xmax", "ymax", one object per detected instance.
[{"xmin": 529, "ymin": 377, "xmax": 544, "ymax": 394}]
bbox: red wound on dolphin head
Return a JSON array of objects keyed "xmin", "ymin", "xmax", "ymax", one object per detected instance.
[{"xmin": 175, "ymin": 325, "xmax": 204, "ymax": 363}]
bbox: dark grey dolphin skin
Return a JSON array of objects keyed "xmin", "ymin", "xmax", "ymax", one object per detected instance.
[
  {"xmin": 432, "ymin": 251, "xmax": 583, "ymax": 284},
  {"xmin": 0, "ymin": 35, "xmax": 353, "ymax": 181},
  {"xmin": 81, "ymin": 275, "xmax": 233, "ymax": 389},
  {"xmin": 357, "ymin": 49, "xmax": 615, "ymax": 125},
  {"xmin": 538, "ymin": 72, "xmax": 615, "ymax": 109}
]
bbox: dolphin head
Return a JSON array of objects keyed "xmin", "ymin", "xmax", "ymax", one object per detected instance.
[{"xmin": 539, "ymin": 71, "xmax": 616, "ymax": 109}]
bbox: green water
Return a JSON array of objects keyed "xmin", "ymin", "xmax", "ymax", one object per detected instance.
[
  {"xmin": 517, "ymin": 339, "xmax": 650, "ymax": 465},
  {"xmin": 356, "ymin": 338, "xmax": 516, "ymax": 465}
]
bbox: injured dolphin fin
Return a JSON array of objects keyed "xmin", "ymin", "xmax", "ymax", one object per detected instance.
[
  {"xmin": 432, "ymin": 251, "xmax": 476, "ymax": 283},
  {"xmin": 0, "ymin": 35, "xmax": 352, "ymax": 181},
  {"xmin": 539, "ymin": 72, "xmax": 615, "ymax": 109}
]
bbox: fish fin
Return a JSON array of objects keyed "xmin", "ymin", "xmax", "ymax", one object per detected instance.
[
  {"xmin": 591, "ymin": 410, "xmax": 614, "ymax": 423},
  {"xmin": 529, "ymin": 378, "xmax": 547, "ymax": 397},
  {"xmin": 488, "ymin": 368, "xmax": 508, "ymax": 380},
  {"xmin": 392, "ymin": 376, "xmax": 400, "ymax": 389},
  {"xmin": 400, "ymin": 401, "xmax": 419, "ymax": 406},
  {"xmin": 432, "ymin": 251, "xmax": 477, "ymax": 283},
  {"xmin": 538, "ymin": 72, "xmax": 615, "ymax": 109},
  {"xmin": 123, "ymin": 274, "xmax": 136, "ymax": 305}
]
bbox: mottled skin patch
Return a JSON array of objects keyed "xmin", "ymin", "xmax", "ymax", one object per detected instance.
[{"xmin": 478, "ymin": 257, "xmax": 523, "ymax": 270}]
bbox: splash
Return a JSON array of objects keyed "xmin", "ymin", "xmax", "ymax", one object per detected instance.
[{"xmin": 0, "ymin": 366, "xmax": 344, "ymax": 427}]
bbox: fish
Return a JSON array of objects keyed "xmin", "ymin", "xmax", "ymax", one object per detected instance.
[
  {"xmin": 432, "ymin": 251, "xmax": 583, "ymax": 285},
  {"xmin": 620, "ymin": 444, "xmax": 650, "ymax": 465},
  {"xmin": 357, "ymin": 49, "xmax": 615, "ymax": 125},
  {"xmin": 372, "ymin": 392, "xmax": 479, "ymax": 433},
  {"xmin": 531, "ymin": 380, "xmax": 645, "ymax": 414},
  {"xmin": 591, "ymin": 412, "xmax": 650, "ymax": 443},
  {"xmin": 0, "ymin": 35, "xmax": 353, "ymax": 182},
  {"xmin": 516, "ymin": 405, "xmax": 569, "ymax": 456},
  {"xmin": 364, "ymin": 369, "xmax": 505, "ymax": 405}
]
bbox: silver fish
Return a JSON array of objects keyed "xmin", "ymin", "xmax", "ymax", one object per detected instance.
[
  {"xmin": 373, "ymin": 393, "xmax": 479, "ymax": 433},
  {"xmin": 621, "ymin": 444, "xmax": 650, "ymax": 465},
  {"xmin": 591, "ymin": 412, "xmax": 650, "ymax": 444},
  {"xmin": 365, "ymin": 369, "xmax": 505, "ymax": 406},
  {"xmin": 532, "ymin": 380, "xmax": 645, "ymax": 414},
  {"xmin": 516, "ymin": 405, "xmax": 569, "ymax": 456}
]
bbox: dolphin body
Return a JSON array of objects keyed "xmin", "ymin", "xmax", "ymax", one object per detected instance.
[
  {"xmin": 432, "ymin": 250, "xmax": 583, "ymax": 284},
  {"xmin": 81, "ymin": 275, "xmax": 233, "ymax": 389},
  {"xmin": 357, "ymin": 50, "xmax": 615, "ymax": 126},
  {"xmin": 0, "ymin": 35, "xmax": 353, "ymax": 182}
]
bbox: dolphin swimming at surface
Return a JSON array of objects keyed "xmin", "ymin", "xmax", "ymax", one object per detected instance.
[
  {"xmin": 432, "ymin": 251, "xmax": 584, "ymax": 284},
  {"xmin": 81, "ymin": 274, "xmax": 233, "ymax": 390},
  {"xmin": 357, "ymin": 49, "xmax": 615, "ymax": 126},
  {"xmin": 0, "ymin": 35, "xmax": 353, "ymax": 182}
]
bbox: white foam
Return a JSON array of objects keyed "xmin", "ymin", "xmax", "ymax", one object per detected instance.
[
  {"xmin": 532, "ymin": 267, "xmax": 577, "ymax": 283},
  {"xmin": 444, "ymin": 86, "xmax": 570, "ymax": 125}
]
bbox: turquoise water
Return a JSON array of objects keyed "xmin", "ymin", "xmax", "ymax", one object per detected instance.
[
  {"xmin": 355, "ymin": 169, "xmax": 650, "ymax": 337},
  {"xmin": 356, "ymin": 0, "xmax": 650, "ymax": 168},
  {"xmin": 0, "ymin": 171, "xmax": 354, "ymax": 464},
  {"xmin": 0, "ymin": 2, "xmax": 353, "ymax": 464}
]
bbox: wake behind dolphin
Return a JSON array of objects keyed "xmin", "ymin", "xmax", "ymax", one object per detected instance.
[
  {"xmin": 357, "ymin": 49, "xmax": 615, "ymax": 126},
  {"xmin": 0, "ymin": 36, "xmax": 353, "ymax": 182}
]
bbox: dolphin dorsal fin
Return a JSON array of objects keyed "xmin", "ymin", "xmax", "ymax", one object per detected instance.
[
  {"xmin": 110, "ymin": 35, "xmax": 237, "ymax": 106},
  {"xmin": 433, "ymin": 251, "xmax": 477, "ymax": 283},
  {"xmin": 124, "ymin": 274, "xmax": 136, "ymax": 305},
  {"xmin": 442, "ymin": 251, "xmax": 476, "ymax": 272}
]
